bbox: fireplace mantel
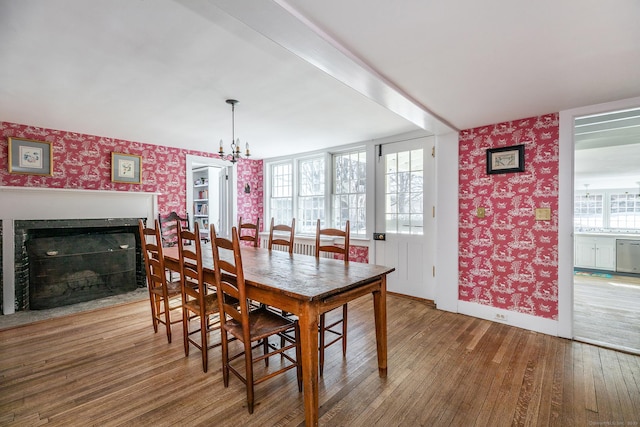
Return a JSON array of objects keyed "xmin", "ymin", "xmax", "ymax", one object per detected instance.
[{"xmin": 0, "ymin": 187, "xmax": 158, "ymax": 315}]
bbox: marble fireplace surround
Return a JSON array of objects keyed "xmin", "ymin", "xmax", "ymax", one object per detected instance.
[{"xmin": 0, "ymin": 187, "xmax": 158, "ymax": 315}]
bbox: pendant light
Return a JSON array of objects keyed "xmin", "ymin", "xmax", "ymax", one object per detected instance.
[{"xmin": 218, "ymin": 99, "xmax": 250, "ymax": 163}]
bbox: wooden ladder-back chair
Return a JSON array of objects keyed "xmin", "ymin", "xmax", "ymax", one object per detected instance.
[
  {"xmin": 177, "ymin": 222, "xmax": 221, "ymax": 372},
  {"xmin": 211, "ymin": 224, "xmax": 302, "ymax": 414},
  {"xmin": 158, "ymin": 211, "xmax": 190, "ymax": 247},
  {"xmin": 238, "ymin": 216, "xmax": 260, "ymax": 247},
  {"xmin": 138, "ymin": 219, "xmax": 182, "ymax": 343},
  {"xmin": 315, "ymin": 219, "xmax": 350, "ymax": 376},
  {"xmin": 267, "ymin": 217, "xmax": 295, "ymax": 254}
]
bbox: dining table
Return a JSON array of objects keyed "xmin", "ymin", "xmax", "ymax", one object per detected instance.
[{"xmin": 162, "ymin": 244, "xmax": 394, "ymax": 426}]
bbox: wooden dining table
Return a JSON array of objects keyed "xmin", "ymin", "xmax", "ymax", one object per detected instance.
[{"xmin": 162, "ymin": 244, "xmax": 394, "ymax": 426}]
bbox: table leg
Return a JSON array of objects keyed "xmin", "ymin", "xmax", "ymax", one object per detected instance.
[
  {"xmin": 298, "ymin": 303, "xmax": 319, "ymax": 426},
  {"xmin": 373, "ymin": 275, "xmax": 388, "ymax": 377}
]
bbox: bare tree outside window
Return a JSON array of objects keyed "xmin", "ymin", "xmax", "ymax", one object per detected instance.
[
  {"xmin": 385, "ymin": 149, "xmax": 423, "ymax": 235},
  {"xmin": 270, "ymin": 162, "xmax": 293, "ymax": 227},
  {"xmin": 333, "ymin": 150, "xmax": 366, "ymax": 235},
  {"xmin": 298, "ymin": 157, "xmax": 325, "ymax": 233}
]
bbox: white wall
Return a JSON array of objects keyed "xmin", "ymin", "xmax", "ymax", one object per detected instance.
[{"xmin": 434, "ymin": 132, "xmax": 459, "ymax": 312}]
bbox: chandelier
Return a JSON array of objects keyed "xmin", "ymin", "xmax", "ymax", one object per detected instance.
[{"xmin": 218, "ymin": 99, "xmax": 250, "ymax": 164}]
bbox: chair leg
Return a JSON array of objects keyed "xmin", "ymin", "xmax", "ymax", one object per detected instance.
[
  {"xmin": 221, "ymin": 329, "xmax": 230, "ymax": 387},
  {"xmin": 245, "ymin": 340, "xmax": 255, "ymax": 414},
  {"xmin": 295, "ymin": 322, "xmax": 303, "ymax": 392},
  {"xmin": 342, "ymin": 303, "xmax": 348, "ymax": 356},
  {"xmin": 263, "ymin": 338, "xmax": 269, "ymax": 367},
  {"xmin": 182, "ymin": 306, "xmax": 190, "ymax": 357},
  {"xmin": 319, "ymin": 313, "xmax": 326, "ymax": 377},
  {"xmin": 200, "ymin": 314, "xmax": 208, "ymax": 373},
  {"xmin": 148, "ymin": 292, "xmax": 159, "ymax": 333},
  {"xmin": 163, "ymin": 296, "xmax": 172, "ymax": 344}
]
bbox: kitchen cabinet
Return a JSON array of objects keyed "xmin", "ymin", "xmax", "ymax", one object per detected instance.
[{"xmin": 574, "ymin": 235, "xmax": 616, "ymax": 270}]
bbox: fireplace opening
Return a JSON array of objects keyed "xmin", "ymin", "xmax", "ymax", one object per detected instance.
[
  {"xmin": 27, "ymin": 232, "xmax": 137, "ymax": 309},
  {"xmin": 13, "ymin": 218, "xmax": 146, "ymax": 311}
]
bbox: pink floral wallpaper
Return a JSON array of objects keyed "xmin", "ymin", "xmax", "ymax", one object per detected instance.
[
  {"xmin": 1, "ymin": 121, "xmax": 225, "ymax": 216},
  {"xmin": 236, "ymin": 159, "xmax": 265, "ymax": 231},
  {"xmin": 458, "ymin": 114, "xmax": 559, "ymax": 319}
]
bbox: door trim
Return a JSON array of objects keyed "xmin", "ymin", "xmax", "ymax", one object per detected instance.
[{"xmin": 558, "ymin": 96, "xmax": 640, "ymax": 339}]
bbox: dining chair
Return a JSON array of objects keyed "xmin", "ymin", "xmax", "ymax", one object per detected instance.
[
  {"xmin": 158, "ymin": 211, "xmax": 190, "ymax": 247},
  {"xmin": 138, "ymin": 219, "xmax": 182, "ymax": 344},
  {"xmin": 177, "ymin": 222, "xmax": 221, "ymax": 373},
  {"xmin": 267, "ymin": 217, "xmax": 295, "ymax": 254},
  {"xmin": 238, "ymin": 216, "xmax": 260, "ymax": 247},
  {"xmin": 211, "ymin": 224, "xmax": 302, "ymax": 414},
  {"xmin": 315, "ymin": 219, "xmax": 350, "ymax": 376}
]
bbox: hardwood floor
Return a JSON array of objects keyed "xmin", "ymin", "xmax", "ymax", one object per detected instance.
[
  {"xmin": 574, "ymin": 273, "xmax": 640, "ymax": 354},
  {"xmin": 1, "ymin": 295, "xmax": 639, "ymax": 426}
]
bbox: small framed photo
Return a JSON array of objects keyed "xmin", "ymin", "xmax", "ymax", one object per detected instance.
[
  {"xmin": 7, "ymin": 137, "xmax": 53, "ymax": 176},
  {"xmin": 111, "ymin": 152, "xmax": 142, "ymax": 184},
  {"xmin": 486, "ymin": 144, "xmax": 525, "ymax": 174}
]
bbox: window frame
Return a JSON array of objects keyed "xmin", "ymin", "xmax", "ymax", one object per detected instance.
[
  {"xmin": 267, "ymin": 160, "xmax": 294, "ymax": 230},
  {"xmin": 265, "ymin": 146, "xmax": 368, "ymax": 237},
  {"xmin": 574, "ymin": 188, "xmax": 640, "ymax": 231}
]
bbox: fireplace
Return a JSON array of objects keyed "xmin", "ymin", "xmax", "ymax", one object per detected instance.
[
  {"xmin": 0, "ymin": 187, "xmax": 158, "ymax": 315},
  {"xmin": 18, "ymin": 219, "xmax": 144, "ymax": 310}
]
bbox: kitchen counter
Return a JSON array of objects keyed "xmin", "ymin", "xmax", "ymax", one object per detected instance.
[{"xmin": 575, "ymin": 232, "xmax": 640, "ymax": 239}]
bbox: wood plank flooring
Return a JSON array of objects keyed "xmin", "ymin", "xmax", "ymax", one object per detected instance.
[
  {"xmin": 574, "ymin": 273, "xmax": 640, "ymax": 354},
  {"xmin": 1, "ymin": 295, "xmax": 639, "ymax": 426}
]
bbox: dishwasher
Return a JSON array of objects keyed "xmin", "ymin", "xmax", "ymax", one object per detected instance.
[{"xmin": 616, "ymin": 239, "xmax": 640, "ymax": 273}]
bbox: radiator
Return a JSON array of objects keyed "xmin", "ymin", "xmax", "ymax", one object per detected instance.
[{"xmin": 260, "ymin": 235, "xmax": 332, "ymax": 257}]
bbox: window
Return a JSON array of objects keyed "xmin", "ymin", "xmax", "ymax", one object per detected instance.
[
  {"xmin": 297, "ymin": 156, "xmax": 325, "ymax": 233},
  {"xmin": 333, "ymin": 150, "xmax": 366, "ymax": 235},
  {"xmin": 266, "ymin": 146, "xmax": 368, "ymax": 236},
  {"xmin": 574, "ymin": 193, "xmax": 604, "ymax": 229},
  {"xmin": 269, "ymin": 162, "xmax": 293, "ymax": 226},
  {"xmin": 610, "ymin": 193, "xmax": 640, "ymax": 229},
  {"xmin": 384, "ymin": 149, "xmax": 423, "ymax": 235}
]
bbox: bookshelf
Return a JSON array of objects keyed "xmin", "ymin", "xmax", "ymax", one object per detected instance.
[{"xmin": 192, "ymin": 166, "xmax": 219, "ymax": 240}]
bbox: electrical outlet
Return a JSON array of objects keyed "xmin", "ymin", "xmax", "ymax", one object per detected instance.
[{"xmin": 494, "ymin": 313, "xmax": 508, "ymax": 322}]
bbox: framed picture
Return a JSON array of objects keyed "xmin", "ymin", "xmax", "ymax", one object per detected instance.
[
  {"xmin": 486, "ymin": 144, "xmax": 525, "ymax": 174},
  {"xmin": 111, "ymin": 152, "xmax": 142, "ymax": 184},
  {"xmin": 7, "ymin": 137, "xmax": 53, "ymax": 176}
]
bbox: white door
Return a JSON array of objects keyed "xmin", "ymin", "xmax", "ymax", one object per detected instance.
[{"xmin": 375, "ymin": 137, "xmax": 436, "ymax": 299}]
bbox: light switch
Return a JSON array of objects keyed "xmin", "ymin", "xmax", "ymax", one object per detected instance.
[
  {"xmin": 477, "ymin": 207, "xmax": 486, "ymax": 218},
  {"xmin": 535, "ymin": 208, "xmax": 551, "ymax": 221}
]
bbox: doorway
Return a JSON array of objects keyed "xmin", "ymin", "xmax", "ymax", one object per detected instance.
[
  {"xmin": 374, "ymin": 136, "xmax": 436, "ymax": 299},
  {"xmin": 185, "ymin": 155, "xmax": 235, "ymax": 239},
  {"xmin": 572, "ymin": 107, "xmax": 640, "ymax": 354}
]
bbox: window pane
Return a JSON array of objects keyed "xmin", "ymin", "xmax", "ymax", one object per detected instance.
[
  {"xmin": 384, "ymin": 148, "xmax": 423, "ymax": 235},
  {"xmin": 573, "ymin": 193, "xmax": 603, "ymax": 229},
  {"xmin": 609, "ymin": 192, "xmax": 640, "ymax": 229},
  {"xmin": 411, "ymin": 149, "xmax": 423, "ymax": 172},
  {"xmin": 333, "ymin": 149, "xmax": 366, "ymax": 235},
  {"xmin": 270, "ymin": 162, "xmax": 293, "ymax": 228},
  {"xmin": 299, "ymin": 157, "xmax": 324, "ymax": 196}
]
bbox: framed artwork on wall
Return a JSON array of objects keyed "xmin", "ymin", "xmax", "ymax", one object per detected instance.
[
  {"xmin": 111, "ymin": 152, "xmax": 142, "ymax": 184},
  {"xmin": 486, "ymin": 144, "xmax": 525, "ymax": 174},
  {"xmin": 7, "ymin": 137, "xmax": 53, "ymax": 176}
]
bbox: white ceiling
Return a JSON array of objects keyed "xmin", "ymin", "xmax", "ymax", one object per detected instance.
[{"xmin": 1, "ymin": 0, "xmax": 640, "ymax": 168}]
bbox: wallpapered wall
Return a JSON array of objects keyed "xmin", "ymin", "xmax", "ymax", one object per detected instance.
[
  {"xmin": 0, "ymin": 121, "xmax": 263, "ymax": 221},
  {"xmin": 236, "ymin": 160, "xmax": 265, "ymax": 232},
  {"xmin": 458, "ymin": 114, "xmax": 559, "ymax": 319}
]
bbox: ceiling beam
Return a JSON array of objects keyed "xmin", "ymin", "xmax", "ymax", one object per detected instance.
[{"xmin": 181, "ymin": 0, "xmax": 456, "ymax": 135}]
